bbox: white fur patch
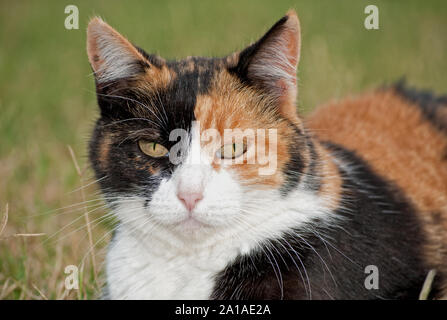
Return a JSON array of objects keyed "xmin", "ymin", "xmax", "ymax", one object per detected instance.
[{"xmin": 95, "ymin": 39, "xmax": 140, "ymax": 83}]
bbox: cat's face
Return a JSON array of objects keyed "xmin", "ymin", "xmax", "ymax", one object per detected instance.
[{"xmin": 88, "ymin": 12, "xmax": 315, "ymax": 243}]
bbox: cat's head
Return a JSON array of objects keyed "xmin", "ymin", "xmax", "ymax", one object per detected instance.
[{"xmin": 87, "ymin": 11, "xmax": 318, "ymax": 244}]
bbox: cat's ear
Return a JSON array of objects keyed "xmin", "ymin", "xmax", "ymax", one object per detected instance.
[
  {"xmin": 87, "ymin": 17, "xmax": 151, "ymax": 84},
  {"xmin": 231, "ymin": 10, "xmax": 301, "ymax": 118}
]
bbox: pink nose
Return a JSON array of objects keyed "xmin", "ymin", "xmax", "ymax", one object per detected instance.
[{"xmin": 177, "ymin": 192, "xmax": 203, "ymax": 212}]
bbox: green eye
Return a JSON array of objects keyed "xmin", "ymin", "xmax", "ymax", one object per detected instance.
[
  {"xmin": 217, "ymin": 143, "xmax": 246, "ymax": 159},
  {"xmin": 138, "ymin": 140, "xmax": 169, "ymax": 158}
]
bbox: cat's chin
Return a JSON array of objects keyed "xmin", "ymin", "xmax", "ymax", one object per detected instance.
[
  {"xmin": 176, "ymin": 217, "xmax": 209, "ymax": 230},
  {"xmin": 159, "ymin": 215, "xmax": 224, "ymax": 241},
  {"xmin": 173, "ymin": 216, "xmax": 212, "ymax": 233}
]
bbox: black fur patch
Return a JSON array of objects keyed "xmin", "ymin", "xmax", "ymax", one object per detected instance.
[
  {"xmin": 211, "ymin": 143, "xmax": 437, "ymax": 300},
  {"xmin": 303, "ymin": 137, "xmax": 321, "ymax": 192},
  {"xmin": 167, "ymin": 57, "xmax": 222, "ymax": 95},
  {"xmin": 135, "ymin": 46, "xmax": 165, "ymax": 69},
  {"xmin": 280, "ymin": 122, "xmax": 307, "ymax": 196},
  {"xmin": 392, "ymin": 80, "xmax": 447, "ymax": 134}
]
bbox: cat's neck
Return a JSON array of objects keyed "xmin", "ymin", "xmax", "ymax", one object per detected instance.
[{"xmin": 298, "ymin": 133, "xmax": 344, "ymax": 210}]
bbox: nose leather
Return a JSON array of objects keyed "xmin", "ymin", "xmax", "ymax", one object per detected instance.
[{"xmin": 177, "ymin": 192, "xmax": 203, "ymax": 212}]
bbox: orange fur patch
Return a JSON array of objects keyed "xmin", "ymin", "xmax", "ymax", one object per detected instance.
[
  {"xmin": 137, "ymin": 64, "xmax": 176, "ymax": 94},
  {"xmin": 315, "ymin": 142, "xmax": 342, "ymax": 210},
  {"xmin": 99, "ymin": 134, "xmax": 112, "ymax": 170},
  {"xmin": 194, "ymin": 70, "xmax": 301, "ymax": 187}
]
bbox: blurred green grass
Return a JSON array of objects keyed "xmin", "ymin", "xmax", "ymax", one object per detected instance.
[{"xmin": 0, "ymin": 0, "xmax": 446, "ymax": 299}]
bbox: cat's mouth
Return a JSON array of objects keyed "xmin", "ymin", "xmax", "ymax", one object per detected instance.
[{"xmin": 174, "ymin": 215, "xmax": 212, "ymax": 231}]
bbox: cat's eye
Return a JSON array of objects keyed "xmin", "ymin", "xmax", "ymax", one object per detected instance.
[
  {"xmin": 138, "ymin": 140, "xmax": 169, "ymax": 158},
  {"xmin": 217, "ymin": 143, "xmax": 247, "ymax": 159}
]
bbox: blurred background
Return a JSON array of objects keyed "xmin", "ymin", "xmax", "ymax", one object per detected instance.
[{"xmin": 0, "ymin": 0, "xmax": 446, "ymax": 299}]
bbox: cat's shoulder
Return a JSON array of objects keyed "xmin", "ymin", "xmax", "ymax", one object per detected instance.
[{"xmin": 307, "ymin": 81, "xmax": 447, "ymax": 211}]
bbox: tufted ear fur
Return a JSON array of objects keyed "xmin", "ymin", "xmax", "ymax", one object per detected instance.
[
  {"xmin": 231, "ymin": 10, "xmax": 301, "ymax": 118},
  {"xmin": 86, "ymin": 17, "xmax": 151, "ymax": 84}
]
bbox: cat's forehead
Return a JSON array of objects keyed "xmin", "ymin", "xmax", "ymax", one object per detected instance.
[
  {"xmin": 117, "ymin": 51, "xmax": 283, "ymax": 136},
  {"xmin": 167, "ymin": 56, "xmax": 227, "ymax": 74},
  {"xmin": 132, "ymin": 50, "xmax": 238, "ymax": 95},
  {"xmin": 127, "ymin": 54, "xmax": 247, "ymax": 117},
  {"xmin": 165, "ymin": 56, "xmax": 227, "ymax": 94}
]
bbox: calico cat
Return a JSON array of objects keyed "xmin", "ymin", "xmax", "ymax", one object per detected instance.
[{"xmin": 86, "ymin": 10, "xmax": 447, "ymax": 299}]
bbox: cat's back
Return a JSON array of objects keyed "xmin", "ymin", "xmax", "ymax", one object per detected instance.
[{"xmin": 306, "ymin": 83, "xmax": 447, "ymax": 276}]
